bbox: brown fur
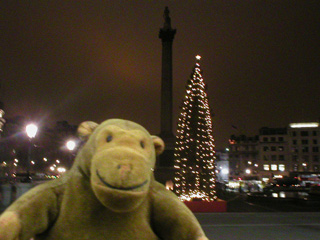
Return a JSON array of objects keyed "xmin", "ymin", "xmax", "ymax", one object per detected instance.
[{"xmin": 0, "ymin": 119, "xmax": 208, "ymax": 240}]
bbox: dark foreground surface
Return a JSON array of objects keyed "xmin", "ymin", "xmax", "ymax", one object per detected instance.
[
  {"xmin": 2, "ymin": 190, "xmax": 320, "ymax": 240},
  {"xmin": 226, "ymin": 192, "xmax": 320, "ymax": 212},
  {"xmin": 196, "ymin": 212, "xmax": 320, "ymax": 240},
  {"xmin": 195, "ymin": 191, "xmax": 320, "ymax": 240}
]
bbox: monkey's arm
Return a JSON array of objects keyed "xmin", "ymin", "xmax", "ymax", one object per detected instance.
[
  {"xmin": 0, "ymin": 182, "xmax": 62, "ymax": 240},
  {"xmin": 150, "ymin": 182, "xmax": 209, "ymax": 240}
]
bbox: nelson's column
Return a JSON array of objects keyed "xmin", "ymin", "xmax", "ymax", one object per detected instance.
[{"xmin": 155, "ymin": 7, "xmax": 176, "ymax": 184}]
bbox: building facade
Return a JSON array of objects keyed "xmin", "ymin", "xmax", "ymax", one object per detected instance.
[
  {"xmin": 258, "ymin": 127, "xmax": 288, "ymax": 181},
  {"xmin": 229, "ymin": 122, "xmax": 320, "ymax": 182},
  {"xmin": 228, "ymin": 135, "xmax": 259, "ymax": 180},
  {"xmin": 287, "ymin": 122, "xmax": 320, "ymax": 173}
]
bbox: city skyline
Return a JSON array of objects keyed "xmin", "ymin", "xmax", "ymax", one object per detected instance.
[{"xmin": 1, "ymin": 1, "xmax": 319, "ymax": 149}]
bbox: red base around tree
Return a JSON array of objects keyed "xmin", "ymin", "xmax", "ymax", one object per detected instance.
[{"xmin": 184, "ymin": 199, "xmax": 227, "ymax": 212}]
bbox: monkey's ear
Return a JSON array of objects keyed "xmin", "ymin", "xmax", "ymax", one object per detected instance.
[
  {"xmin": 152, "ymin": 136, "xmax": 165, "ymax": 156},
  {"xmin": 77, "ymin": 121, "xmax": 99, "ymax": 141}
]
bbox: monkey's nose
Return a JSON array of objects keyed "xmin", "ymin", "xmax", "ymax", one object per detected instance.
[{"xmin": 117, "ymin": 164, "xmax": 132, "ymax": 179}]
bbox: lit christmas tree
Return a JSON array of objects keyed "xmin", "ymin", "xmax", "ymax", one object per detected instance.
[{"xmin": 173, "ymin": 55, "xmax": 217, "ymax": 201}]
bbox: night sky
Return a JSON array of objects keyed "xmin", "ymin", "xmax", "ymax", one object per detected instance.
[{"xmin": 1, "ymin": 1, "xmax": 320, "ymax": 150}]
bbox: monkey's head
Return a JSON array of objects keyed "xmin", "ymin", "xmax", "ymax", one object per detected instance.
[{"xmin": 76, "ymin": 119, "xmax": 164, "ymax": 212}]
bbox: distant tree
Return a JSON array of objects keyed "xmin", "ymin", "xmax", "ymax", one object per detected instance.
[
  {"xmin": 41, "ymin": 121, "xmax": 78, "ymax": 169},
  {"xmin": 0, "ymin": 117, "xmax": 79, "ymax": 176},
  {"xmin": 0, "ymin": 116, "xmax": 29, "ymax": 174}
]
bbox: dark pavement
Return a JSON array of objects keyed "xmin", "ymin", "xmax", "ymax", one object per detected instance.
[
  {"xmin": 194, "ymin": 191, "xmax": 320, "ymax": 240},
  {"xmin": 226, "ymin": 192, "xmax": 320, "ymax": 212},
  {"xmin": 2, "ymin": 190, "xmax": 320, "ymax": 239},
  {"xmin": 196, "ymin": 212, "xmax": 320, "ymax": 240}
]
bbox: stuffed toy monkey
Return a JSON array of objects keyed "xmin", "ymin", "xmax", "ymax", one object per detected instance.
[{"xmin": 0, "ymin": 119, "xmax": 208, "ymax": 240}]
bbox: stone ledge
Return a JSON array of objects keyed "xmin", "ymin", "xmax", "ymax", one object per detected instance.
[{"xmin": 184, "ymin": 199, "xmax": 227, "ymax": 212}]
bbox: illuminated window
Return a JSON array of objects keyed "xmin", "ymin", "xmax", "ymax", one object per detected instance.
[
  {"xmin": 271, "ymin": 164, "xmax": 277, "ymax": 171},
  {"xmin": 279, "ymin": 164, "xmax": 285, "ymax": 171},
  {"xmin": 263, "ymin": 164, "xmax": 270, "ymax": 171}
]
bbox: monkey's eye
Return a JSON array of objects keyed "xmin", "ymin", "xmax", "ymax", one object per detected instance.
[
  {"xmin": 140, "ymin": 141, "xmax": 145, "ymax": 149},
  {"xmin": 106, "ymin": 135, "xmax": 113, "ymax": 142}
]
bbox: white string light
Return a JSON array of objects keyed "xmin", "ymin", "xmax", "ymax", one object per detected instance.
[{"xmin": 173, "ymin": 56, "xmax": 217, "ymax": 202}]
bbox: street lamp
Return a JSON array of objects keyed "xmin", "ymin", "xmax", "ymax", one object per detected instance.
[
  {"xmin": 26, "ymin": 123, "xmax": 38, "ymax": 181},
  {"xmin": 26, "ymin": 124, "xmax": 38, "ymax": 139},
  {"xmin": 66, "ymin": 140, "xmax": 76, "ymax": 168},
  {"xmin": 66, "ymin": 140, "xmax": 76, "ymax": 151},
  {"xmin": 221, "ymin": 168, "xmax": 229, "ymax": 175}
]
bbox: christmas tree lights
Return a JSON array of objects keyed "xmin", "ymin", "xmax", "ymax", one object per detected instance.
[{"xmin": 174, "ymin": 55, "xmax": 217, "ymax": 202}]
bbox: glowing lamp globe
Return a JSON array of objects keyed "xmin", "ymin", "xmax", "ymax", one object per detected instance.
[
  {"xmin": 26, "ymin": 124, "xmax": 38, "ymax": 139},
  {"xmin": 66, "ymin": 140, "xmax": 76, "ymax": 151}
]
